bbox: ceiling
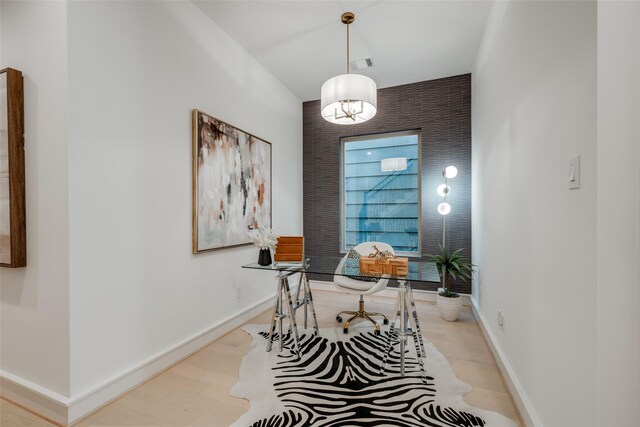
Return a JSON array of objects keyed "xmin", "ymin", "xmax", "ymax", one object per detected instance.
[{"xmin": 194, "ymin": 1, "xmax": 492, "ymax": 101}]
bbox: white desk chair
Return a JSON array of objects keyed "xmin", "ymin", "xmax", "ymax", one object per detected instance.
[{"xmin": 333, "ymin": 242, "xmax": 393, "ymax": 335}]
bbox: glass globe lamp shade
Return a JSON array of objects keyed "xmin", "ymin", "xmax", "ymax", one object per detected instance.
[
  {"xmin": 321, "ymin": 74, "xmax": 377, "ymax": 125},
  {"xmin": 437, "ymin": 184, "xmax": 450, "ymax": 197},
  {"xmin": 444, "ymin": 165, "xmax": 458, "ymax": 179},
  {"xmin": 437, "ymin": 202, "xmax": 452, "ymax": 216}
]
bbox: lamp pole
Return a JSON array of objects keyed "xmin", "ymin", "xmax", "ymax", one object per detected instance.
[
  {"xmin": 442, "ymin": 206, "xmax": 447, "ymax": 249},
  {"xmin": 437, "ymin": 166, "xmax": 457, "ymax": 248},
  {"xmin": 436, "ymin": 166, "xmax": 456, "ymax": 291}
]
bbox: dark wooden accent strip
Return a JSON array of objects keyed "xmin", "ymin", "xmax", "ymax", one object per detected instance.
[{"xmin": 1, "ymin": 68, "xmax": 26, "ymax": 268}]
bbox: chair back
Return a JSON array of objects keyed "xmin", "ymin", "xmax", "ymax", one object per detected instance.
[{"xmin": 334, "ymin": 241, "xmax": 395, "ymax": 295}]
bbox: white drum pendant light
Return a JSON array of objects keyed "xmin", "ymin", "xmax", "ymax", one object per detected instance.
[{"xmin": 321, "ymin": 12, "xmax": 377, "ymax": 125}]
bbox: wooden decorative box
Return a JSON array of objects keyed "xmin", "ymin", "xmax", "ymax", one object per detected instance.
[
  {"xmin": 274, "ymin": 236, "xmax": 304, "ymax": 262},
  {"xmin": 359, "ymin": 257, "xmax": 409, "ymax": 276}
]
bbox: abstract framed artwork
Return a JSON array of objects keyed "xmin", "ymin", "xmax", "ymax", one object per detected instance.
[
  {"xmin": 192, "ymin": 110, "xmax": 272, "ymax": 253},
  {"xmin": 0, "ymin": 68, "xmax": 26, "ymax": 268}
]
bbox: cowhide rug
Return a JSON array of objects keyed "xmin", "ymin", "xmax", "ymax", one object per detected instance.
[{"xmin": 230, "ymin": 324, "xmax": 517, "ymax": 427}]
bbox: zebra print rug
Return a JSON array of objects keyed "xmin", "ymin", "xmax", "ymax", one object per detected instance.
[{"xmin": 230, "ymin": 324, "xmax": 517, "ymax": 427}]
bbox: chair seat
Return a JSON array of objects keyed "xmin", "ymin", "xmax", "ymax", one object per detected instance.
[{"xmin": 334, "ymin": 274, "xmax": 385, "ymax": 293}]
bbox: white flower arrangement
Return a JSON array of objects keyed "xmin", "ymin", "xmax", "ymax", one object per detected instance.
[{"xmin": 248, "ymin": 226, "xmax": 278, "ymax": 250}]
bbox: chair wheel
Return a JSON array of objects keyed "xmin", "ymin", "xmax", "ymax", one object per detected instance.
[
  {"xmin": 383, "ymin": 319, "xmax": 389, "ymax": 325},
  {"xmin": 374, "ymin": 330, "xmax": 381, "ymax": 336},
  {"xmin": 343, "ymin": 327, "xmax": 349, "ymax": 334},
  {"xmin": 336, "ymin": 316, "xmax": 343, "ymax": 323}
]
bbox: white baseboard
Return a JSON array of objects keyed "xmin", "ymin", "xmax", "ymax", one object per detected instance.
[
  {"xmin": 309, "ymin": 279, "xmax": 473, "ymax": 306},
  {"xmin": 470, "ymin": 299, "xmax": 543, "ymax": 427},
  {"xmin": 0, "ymin": 295, "xmax": 274, "ymax": 426},
  {"xmin": 0, "ymin": 373, "xmax": 70, "ymax": 426}
]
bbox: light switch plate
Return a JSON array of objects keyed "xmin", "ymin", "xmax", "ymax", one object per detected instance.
[{"xmin": 569, "ymin": 155, "xmax": 581, "ymax": 190}]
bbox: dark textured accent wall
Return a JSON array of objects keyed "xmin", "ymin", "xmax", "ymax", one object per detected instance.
[{"xmin": 303, "ymin": 74, "xmax": 471, "ymax": 293}]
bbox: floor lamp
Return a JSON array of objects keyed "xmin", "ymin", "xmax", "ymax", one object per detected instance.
[{"xmin": 437, "ymin": 165, "xmax": 458, "ymax": 248}]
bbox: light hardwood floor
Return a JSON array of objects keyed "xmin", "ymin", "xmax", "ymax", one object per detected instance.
[{"xmin": 1, "ymin": 290, "xmax": 523, "ymax": 426}]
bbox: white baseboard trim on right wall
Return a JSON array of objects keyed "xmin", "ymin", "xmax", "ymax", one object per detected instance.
[{"xmin": 470, "ymin": 299, "xmax": 544, "ymax": 427}]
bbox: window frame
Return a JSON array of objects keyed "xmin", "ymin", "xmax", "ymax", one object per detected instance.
[{"xmin": 339, "ymin": 129, "xmax": 423, "ymax": 258}]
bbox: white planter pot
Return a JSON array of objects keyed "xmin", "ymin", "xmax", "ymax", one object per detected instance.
[{"xmin": 437, "ymin": 293, "xmax": 462, "ymax": 322}]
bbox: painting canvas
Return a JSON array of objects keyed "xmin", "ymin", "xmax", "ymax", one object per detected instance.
[
  {"xmin": 0, "ymin": 72, "xmax": 9, "ymax": 264},
  {"xmin": 192, "ymin": 110, "xmax": 272, "ymax": 253}
]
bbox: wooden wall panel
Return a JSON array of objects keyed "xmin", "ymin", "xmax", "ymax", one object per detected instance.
[{"xmin": 1, "ymin": 68, "xmax": 26, "ymax": 268}]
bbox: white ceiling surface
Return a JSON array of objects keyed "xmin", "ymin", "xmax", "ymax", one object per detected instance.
[{"xmin": 194, "ymin": 1, "xmax": 493, "ymax": 101}]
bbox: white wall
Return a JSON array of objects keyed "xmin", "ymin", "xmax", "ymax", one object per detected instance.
[
  {"xmin": 66, "ymin": 0, "xmax": 302, "ymax": 397},
  {"xmin": 472, "ymin": 1, "xmax": 597, "ymax": 426},
  {"xmin": 596, "ymin": 2, "xmax": 640, "ymax": 426},
  {"xmin": 0, "ymin": 0, "xmax": 71, "ymax": 397}
]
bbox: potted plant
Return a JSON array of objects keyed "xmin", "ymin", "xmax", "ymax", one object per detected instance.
[
  {"xmin": 248, "ymin": 226, "xmax": 278, "ymax": 266},
  {"xmin": 428, "ymin": 243, "xmax": 475, "ymax": 321}
]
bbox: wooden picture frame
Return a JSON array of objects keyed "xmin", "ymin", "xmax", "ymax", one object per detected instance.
[
  {"xmin": 192, "ymin": 109, "xmax": 272, "ymax": 254},
  {"xmin": 0, "ymin": 68, "xmax": 26, "ymax": 268}
]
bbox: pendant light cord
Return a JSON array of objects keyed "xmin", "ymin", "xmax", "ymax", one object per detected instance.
[{"xmin": 346, "ymin": 21, "xmax": 350, "ymax": 74}]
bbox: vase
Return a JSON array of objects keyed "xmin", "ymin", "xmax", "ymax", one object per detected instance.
[
  {"xmin": 436, "ymin": 272, "xmax": 462, "ymax": 321},
  {"xmin": 437, "ymin": 293, "xmax": 462, "ymax": 321},
  {"xmin": 258, "ymin": 248, "xmax": 272, "ymax": 266}
]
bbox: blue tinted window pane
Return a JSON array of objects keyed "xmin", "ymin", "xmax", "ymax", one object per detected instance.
[{"xmin": 343, "ymin": 132, "xmax": 420, "ymax": 255}]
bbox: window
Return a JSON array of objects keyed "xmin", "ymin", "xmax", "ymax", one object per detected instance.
[{"xmin": 341, "ymin": 131, "xmax": 421, "ymax": 256}]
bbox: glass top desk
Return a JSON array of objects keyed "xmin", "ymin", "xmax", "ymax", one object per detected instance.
[
  {"xmin": 242, "ymin": 255, "xmax": 441, "ymax": 378},
  {"xmin": 243, "ymin": 255, "xmax": 440, "ymax": 283}
]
